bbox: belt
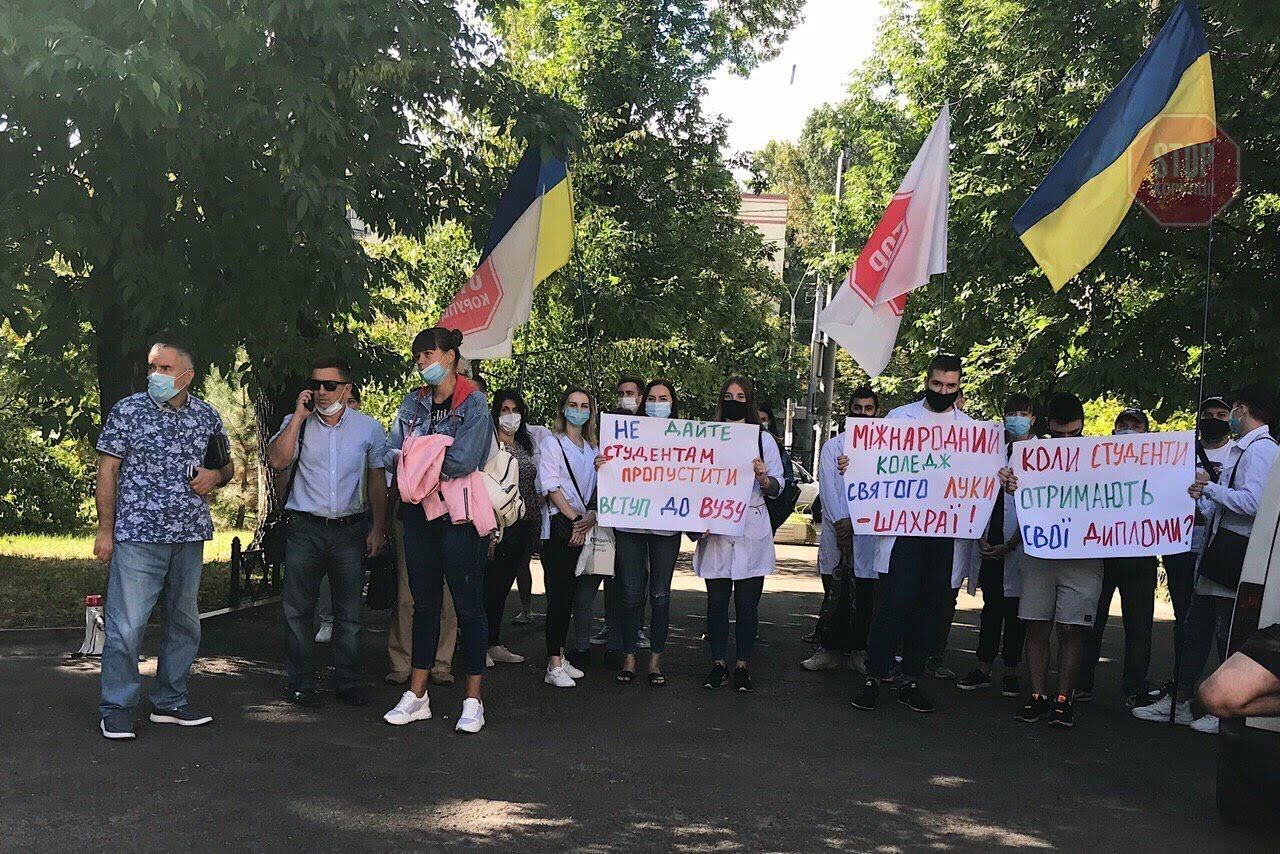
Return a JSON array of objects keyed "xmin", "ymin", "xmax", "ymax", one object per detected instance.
[{"xmin": 286, "ymin": 510, "xmax": 367, "ymax": 528}]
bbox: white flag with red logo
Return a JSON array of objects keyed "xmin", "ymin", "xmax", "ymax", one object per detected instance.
[{"xmin": 819, "ymin": 105, "xmax": 949, "ymax": 377}]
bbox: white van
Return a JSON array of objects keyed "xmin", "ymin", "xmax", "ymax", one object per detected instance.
[{"xmin": 1216, "ymin": 453, "xmax": 1280, "ymax": 824}]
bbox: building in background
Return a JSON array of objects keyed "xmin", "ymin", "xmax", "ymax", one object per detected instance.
[{"xmin": 738, "ymin": 193, "xmax": 788, "ymax": 281}]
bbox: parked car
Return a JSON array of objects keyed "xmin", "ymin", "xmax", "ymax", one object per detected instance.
[
  {"xmin": 1216, "ymin": 455, "xmax": 1280, "ymax": 825},
  {"xmin": 792, "ymin": 460, "xmax": 818, "ymax": 512}
]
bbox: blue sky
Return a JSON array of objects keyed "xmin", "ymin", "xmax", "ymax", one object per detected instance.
[{"xmin": 704, "ymin": 0, "xmax": 886, "ymax": 155}]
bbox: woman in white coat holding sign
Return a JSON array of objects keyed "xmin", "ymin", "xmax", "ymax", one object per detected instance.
[{"xmin": 696, "ymin": 375, "xmax": 783, "ymax": 693}]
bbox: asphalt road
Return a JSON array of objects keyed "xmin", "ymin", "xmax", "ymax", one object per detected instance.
[{"xmin": 0, "ymin": 544, "xmax": 1269, "ymax": 852}]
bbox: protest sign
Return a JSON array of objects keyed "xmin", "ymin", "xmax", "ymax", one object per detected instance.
[
  {"xmin": 842, "ymin": 419, "xmax": 1004, "ymax": 539},
  {"xmin": 1012, "ymin": 432, "xmax": 1195, "ymax": 559},
  {"xmin": 596, "ymin": 414, "xmax": 760, "ymax": 536}
]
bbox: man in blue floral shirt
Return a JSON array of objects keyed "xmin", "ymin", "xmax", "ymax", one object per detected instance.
[{"xmin": 94, "ymin": 340, "xmax": 234, "ymax": 740}]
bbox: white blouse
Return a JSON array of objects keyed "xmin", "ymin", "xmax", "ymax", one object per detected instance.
[
  {"xmin": 538, "ymin": 431, "xmax": 599, "ymax": 519},
  {"xmin": 693, "ymin": 428, "xmax": 785, "ymax": 581}
]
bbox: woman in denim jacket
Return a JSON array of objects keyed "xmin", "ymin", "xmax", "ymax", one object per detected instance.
[{"xmin": 382, "ymin": 327, "xmax": 494, "ymax": 734}]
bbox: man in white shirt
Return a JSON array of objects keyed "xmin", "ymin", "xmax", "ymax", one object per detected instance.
[
  {"xmin": 803, "ymin": 387, "xmax": 881, "ymax": 673},
  {"xmin": 850, "ymin": 355, "xmax": 979, "ymax": 714},
  {"xmin": 1175, "ymin": 385, "xmax": 1279, "ymax": 728},
  {"xmin": 1134, "ymin": 396, "xmax": 1235, "ymax": 729}
]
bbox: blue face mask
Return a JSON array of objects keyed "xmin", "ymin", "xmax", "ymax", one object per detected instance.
[
  {"xmin": 147, "ymin": 370, "xmax": 189, "ymax": 405},
  {"xmin": 419, "ymin": 360, "xmax": 447, "ymax": 387},
  {"xmin": 645, "ymin": 401, "xmax": 672, "ymax": 419},
  {"xmin": 1229, "ymin": 408, "xmax": 1244, "ymax": 436},
  {"xmin": 1004, "ymin": 415, "xmax": 1032, "ymax": 438},
  {"xmin": 564, "ymin": 406, "xmax": 591, "ymax": 427}
]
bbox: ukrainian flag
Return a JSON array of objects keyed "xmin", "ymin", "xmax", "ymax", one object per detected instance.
[
  {"xmin": 442, "ymin": 145, "xmax": 574, "ymax": 358},
  {"xmin": 1013, "ymin": 0, "xmax": 1215, "ymax": 291}
]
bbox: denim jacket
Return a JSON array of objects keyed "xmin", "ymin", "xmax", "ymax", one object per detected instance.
[{"xmin": 385, "ymin": 375, "xmax": 492, "ymax": 480}]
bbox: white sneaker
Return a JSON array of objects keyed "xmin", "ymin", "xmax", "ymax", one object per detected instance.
[
  {"xmin": 455, "ymin": 698, "xmax": 485, "ymax": 733},
  {"xmin": 1132, "ymin": 695, "xmax": 1193, "ymax": 725},
  {"xmin": 314, "ymin": 622, "xmax": 332, "ymax": 644},
  {"xmin": 488, "ymin": 645, "xmax": 525, "ymax": 664},
  {"xmin": 561, "ymin": 659, "xmax": 585, "ymax": 680},
  {"xmin": 544, "ymin": 666, "xmax": 576, "ymax": 688},
  {"xmin": 801, "ymin": 649, "xmax": 842, "ymax": 671},
  {"xmin": 637, "ymin": 628, "xmax": 651, "ymax": 650},
  {"xmin": 1191, "ymin": 714, "xmax": 1220, "ymax": 734},
  {"xmin": 383, "ymin": 690, "xmax": 431, "ymax": 726}
]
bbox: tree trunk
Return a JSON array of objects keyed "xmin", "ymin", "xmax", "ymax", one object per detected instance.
[
  {"xmin": 94, "ymin": 297, "xmax": 147, "ymax": 424},
  {"xmin": 246, "ymin": 355, "xmax": 303, "ymax": 547}
]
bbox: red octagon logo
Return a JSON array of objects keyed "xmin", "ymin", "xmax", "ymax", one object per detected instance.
[
  {"xmin": 1136, "ymin": 125, "xmax": 1241, "ymax": 228},
  {"xmin": 440, "ymin": 258, "xmax": 503, "ymax": 334}
]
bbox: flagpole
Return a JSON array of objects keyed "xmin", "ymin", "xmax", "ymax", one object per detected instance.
[{"xmin": 571, "ymin": 215, "xmax": 602, "ymax": 406}]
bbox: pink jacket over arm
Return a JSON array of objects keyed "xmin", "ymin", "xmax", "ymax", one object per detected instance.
[{"xmin": 397, "ymin": 434, "xmax": 496, "ymax": 537}]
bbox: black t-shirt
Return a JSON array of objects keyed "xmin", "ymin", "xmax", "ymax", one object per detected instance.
[{"xmin": 428, "ymin": 396, "xmax": 453, "ymax": 431}]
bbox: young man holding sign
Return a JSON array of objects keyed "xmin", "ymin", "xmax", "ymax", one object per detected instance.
[
  {"xmin": 1000, "ymin": 393, "xmax": 1103, "ymax": 729},
  {"xmin": 848, "ymin": 356, "xmax": 986, "ymax": 715}
]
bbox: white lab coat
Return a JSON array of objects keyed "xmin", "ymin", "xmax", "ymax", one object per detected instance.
[
  {"xmin": 865, "ymin": 399, "xmax": 982, "ymax": 588},
  {"xmin": 818, "ymin": 430, "xmax": 879, "ymax": 579},
  {"xmin": 694, "ymin": 428, "xmax": 784, "ymax": 581}
]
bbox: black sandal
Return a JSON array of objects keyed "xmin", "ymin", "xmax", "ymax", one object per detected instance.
[
  {"xmin": 648, "ymin": 672, "xmax": 666, "ymax": 687},
  {"xmin": 615, "ymin": 670, "xmax": 635, "ymax": 684}
]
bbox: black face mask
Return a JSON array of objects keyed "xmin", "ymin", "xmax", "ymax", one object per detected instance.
[
  {"xmin": 721, "ymin": 399, "xmax": 749, "ymax": 422},
  {"xmin": 1199, "ymin": 417, "xmax": 1231, "ymax": 443},
  {"xmin": 924, "ymin": 388, "xmax": 959, "ymax": 413}
]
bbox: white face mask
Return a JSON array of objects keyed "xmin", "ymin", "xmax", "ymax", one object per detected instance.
[
  {"xmin": 318, "ymin": 399, "xmax": 344, "ymax": 417},
  {"xmin": 618, "ymin": 395, "xmax": 638, "ymax": 413},
  {"xmin": 498, "ymin": 412, "xmax": 522, "ymax": 434}
]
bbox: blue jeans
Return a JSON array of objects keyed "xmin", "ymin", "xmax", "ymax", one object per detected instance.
[
  {"xmin": 281, "ymin": 512, "xmax": 368, "ymax": 691},
  {"xmin": 616, "ymin": 532, "xmax": 680, "ymax": 655},
  {"xmin": 868, "ymin": 536, "xmax": 953, "ymax": 681},
  {"xmin": 573, "ymin": 574, "xmax": 623, "ymax": 653},
  {"xmin": 705, "ymin": 576, "xmax": 765, "ymax": 663},
  {"xmin": 100, "ymin": 541, "xmax": 204, "ymax": 716},
  {"xmin": 399, "ymin": 506, "xmax": 489, "ymax": 676}
]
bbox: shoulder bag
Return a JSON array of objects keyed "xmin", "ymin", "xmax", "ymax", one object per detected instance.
[
  {"xmin": 261, "ymin": 418, "xmax": 308, "ymax": 567},
  {"xmin": 1199, "ymin": 437, "xmax": 1277, "ymax": 589}
]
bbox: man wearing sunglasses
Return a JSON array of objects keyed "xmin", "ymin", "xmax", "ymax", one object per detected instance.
[
  {"xmin": 268, "ymin": 357, "xmax": 389, "ymax": 708},
  {"xmin": 1000, "ymin": 391, "xmax": 1104, "ymax": 729}
]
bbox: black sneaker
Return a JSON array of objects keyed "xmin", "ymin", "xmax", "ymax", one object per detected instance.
[
  {"xmin": 801, "ymin": 629, "xmax": 819, "ymax": 644},
  {"xmin": 100, "ymin": 710, "xmax": 136, "ymax": 740},
  {"xmin": 1015, "ymin": 694, "xmax": 1051, "ymax": 723},
  {"xmin": 733, "ymin": 666, "xmax": 754, "ymax": 693},
  {"xmin": 1072, "ymin": 687, "xmax": 1094, "ymax": 703},
  {"xmin": 1050, "ymin": 696, "xmax": 1076, "ymax": 729},
  {"xmin": 336, "ymin": 686, "xmax": 368, "ymax": 707},
  {"xmin": 148, "ymin": 705, "xmax": 214, "ymax": 727},
  {"xmin": 851, "ymin": 677, "xmax": 880, "ymax": 711},
  {"xmin": 703, "ymin": 663, "xmax": 728, "ymax": 690},
  {"xmin": 287, "ymin": 688, "xmax": 322, "ymax": 708},
  {"xmin": 1125, "ymin": 690, "xmax": 1156, "ymax": 710},
  {"xmin": 1001, "ymin": 674, "xmax": 1021, "ymax": 698},
  {"xmin": 956, "ymin": 668, "xmax": 992, "ymax": 691},
  {"xmin": 897, "ymin": 681, "xmax": 935, "ymax": 713}
]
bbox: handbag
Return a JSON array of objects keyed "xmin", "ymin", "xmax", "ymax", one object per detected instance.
[
  {"xmin": 261, "ymin": 418, "xmax": 308, "ymax": 567},
  {"xmin": 364, "ymin": 548, "xmax": 396, "ymax": 610},
  {"xmin": 549, "ymin": 438, "xmax": 594, "ymax": 543},
  {"xmin": 816, "ymin": 560, "xmax": 856, "ymax": 653},
  {"xmin": 1199, "ymin": 437, "xmax": 1276, "ymax": 589},
  {"xmin": 203, "ymin": 432, "xmax": 232, "ymax": 470},
  {"xmin": 575, "ymin": 525, "xmax": 616, "ymax": 577},
  {"xmin": 759, "ymin": 434, "xmax": 799, "ymax": 533}
]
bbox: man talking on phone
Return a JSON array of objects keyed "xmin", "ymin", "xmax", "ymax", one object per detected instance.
[
  {"xmin": 268, "ymin": 357, "xmax": 389, "ymax": 708},
  {"xmin": 95, "ymin": 339, "xmax": 235, "ymax": 740}
]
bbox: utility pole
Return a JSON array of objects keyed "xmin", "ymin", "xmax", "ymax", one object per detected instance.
[{"xmin": 813, "ymin": 149, "xmax": 847, "ymax": 468}]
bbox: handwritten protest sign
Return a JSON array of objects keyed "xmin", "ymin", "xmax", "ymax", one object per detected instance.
[
  {"xmin": 1012, "ymin": 432, "xmax": 1195, "ymax": 559},
  {"xmin": 842, "ymin": 419, "xmax": 1004, "ymax": 539},
  {"xmin": 596, "ymin": 414, "xmax": 760, "ymax": 536}
]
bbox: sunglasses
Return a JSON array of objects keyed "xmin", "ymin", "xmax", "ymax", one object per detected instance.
[{"xmin": 307, "ymin": 380, "xmax": 348, "ymax": 392}]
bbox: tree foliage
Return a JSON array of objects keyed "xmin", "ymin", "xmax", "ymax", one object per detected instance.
[{"xmin": 753, "ymin": 0, "xmax": 1280, "ymax": 418}]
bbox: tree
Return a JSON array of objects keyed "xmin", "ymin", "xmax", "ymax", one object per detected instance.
[
  {"xmin": 755, "ymin": 0, "xmax": 1280, "ymax": 417},
  {"xmin": 474, "ymin": 0, "xmax": 807, "ymax": 419},
  {"xmin": 0, "ymin": 0, "xmax": 571, "ymax": 434}
]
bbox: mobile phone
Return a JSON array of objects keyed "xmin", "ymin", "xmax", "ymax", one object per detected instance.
[
  {"xmin": 185, "ymin": 464, "xmax": 199, "ymax": 481},
  {"xmin": 304, "ymin": 393, "xmax": 315, "ymax": 412}
]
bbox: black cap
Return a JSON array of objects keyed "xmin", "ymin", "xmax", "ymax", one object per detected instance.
[{"xmin": 1199, "ymin": 396, "xmax": 1229, "ymax": 413}]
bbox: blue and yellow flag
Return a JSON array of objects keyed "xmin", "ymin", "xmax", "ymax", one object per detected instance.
[
  {"xmin": 441, "ymin": 146, "xmax": 574, "ymax": 358},
  {"xmin": 1013, "ymin": 0, "xmax": 1215, "ymax": 291}
]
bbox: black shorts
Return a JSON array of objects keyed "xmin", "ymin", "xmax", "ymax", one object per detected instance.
[{"xmin": 1240, "ymin": 623, "xmax": 1280, "ymax": 681}]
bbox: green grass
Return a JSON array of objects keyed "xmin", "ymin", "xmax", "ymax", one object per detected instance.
[{"xmin": 0, "ymin": 531, "xmax": 252, "ymax": 629}]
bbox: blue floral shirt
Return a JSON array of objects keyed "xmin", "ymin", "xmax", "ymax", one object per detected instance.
[{"xmin": 96, "ymin": 392, "xmax": 228, "ymax": 543}]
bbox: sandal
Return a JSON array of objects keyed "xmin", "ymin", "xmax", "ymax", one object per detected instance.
[
  {"xmin": 615, "ymin": 670, "xmax": 635, "ymax": 684},
  {"xmin": 648, "ymin": 671, "xmax": 666, "ymax": 687}
]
